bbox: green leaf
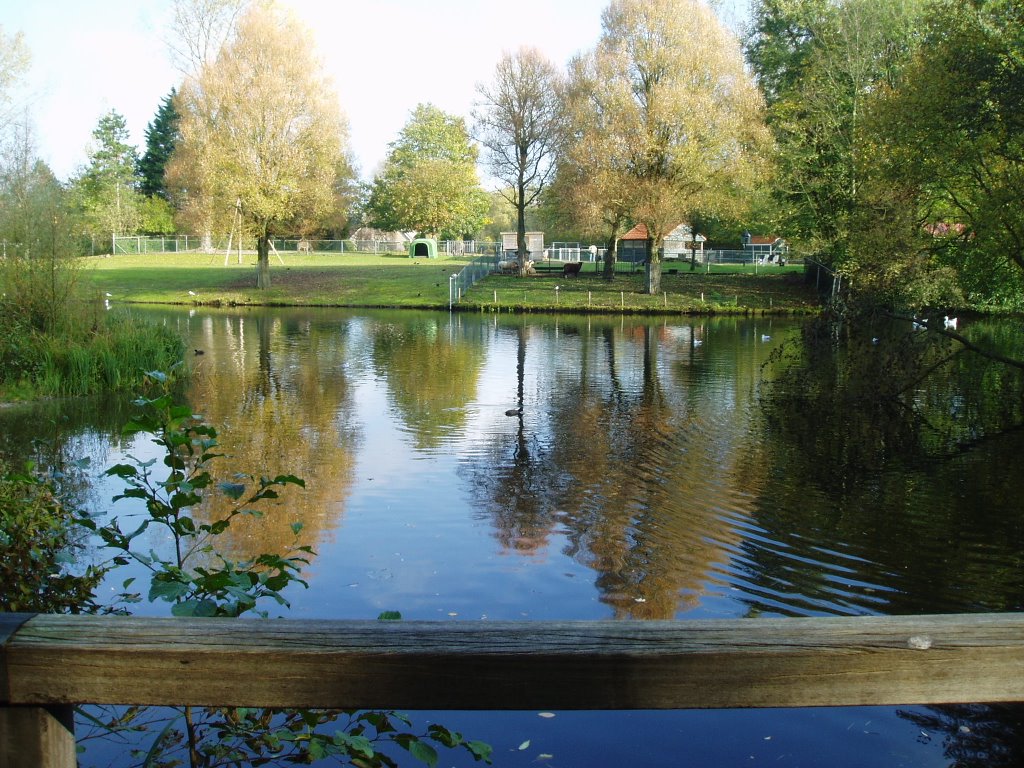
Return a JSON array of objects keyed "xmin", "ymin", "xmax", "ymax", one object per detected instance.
[
  {"xmin": 272, "ymin": 473, "xmax": 306, "ymax": 488},
  {"xmin": 149, "ymin": 578, "xmax": 190, "ymax": 603},
  {"xmin": 105, "ymin": 463, "xmax": 139, "ymax": 478},
  {"xmin": 219, "ymin": 482, "xmax": 247, "ymax": 500},
  {"xmin": 171, "ymin": 599, "xmax": 218, "ymax": 617},
  {"xmin": 377, "ymin": 611, "xmax": 402, "ymax": 621},
  {"xmin": 466, "ymin": 740, "xmax": 494, "ymax": 762},
  {"xmin": 407, "ymin": 739, "xmax": 439, "ymax": 767},
  {"xmin": 290, "ymin": 521, "xmax": 304, "ymax": 536}
]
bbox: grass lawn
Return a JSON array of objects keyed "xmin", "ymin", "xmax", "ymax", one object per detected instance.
[
  {"xmin": 82, "ymin": 251, "xmax": 819, "ymax": 314},
  {"xmin": 84, "ymin": 252, "xmax": 469, "ymax": 308}
]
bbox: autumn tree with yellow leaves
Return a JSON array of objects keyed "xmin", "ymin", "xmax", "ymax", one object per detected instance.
[
  {"xmin": 168, "ymin": 3, "xmax": 348, "ymax": 288},
  {"xmin": 570, "ymin": 0, "xmax": 770, "ymax": 294}
]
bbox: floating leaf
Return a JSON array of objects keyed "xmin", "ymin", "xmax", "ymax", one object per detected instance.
[{"xmin": 518, "ymin": 740, "xmax": 530, "ymax": 751}]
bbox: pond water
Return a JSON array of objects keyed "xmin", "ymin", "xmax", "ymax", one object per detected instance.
[{"xmin": 4, "ymin": 305, "xmax": 1024, "ymax": 767}]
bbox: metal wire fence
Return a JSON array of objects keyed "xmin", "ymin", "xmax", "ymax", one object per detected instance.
[
  {"xmin": 448, "ymin": 253, "xmax": 500, "ymax": 309},
  {"xmin": 111, "ymin": 236, "xmax": 503, "ymax": 256}
]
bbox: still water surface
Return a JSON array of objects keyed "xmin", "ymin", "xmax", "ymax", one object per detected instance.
[{"xmin": 5, "ymin": 305, "xmax": 1024, "ymax": 767}]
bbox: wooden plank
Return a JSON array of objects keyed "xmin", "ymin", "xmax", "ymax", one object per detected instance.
[
  {"xmin": 0, "ymin": 707, "xmax": 75, "ymax": 768},
  {"xmin": 3, "ymin": 614, "xmax": 1024, "ymax": 710}
]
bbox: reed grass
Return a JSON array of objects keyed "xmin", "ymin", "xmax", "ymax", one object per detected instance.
[{"xmin": 0, "ymin": 307, "xmax": 185, "ymax": 400}]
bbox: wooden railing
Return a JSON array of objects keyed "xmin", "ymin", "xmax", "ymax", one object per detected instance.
[{"xmin": 4, "ymin": 612, "xmax": 1024, "ymax": 767}]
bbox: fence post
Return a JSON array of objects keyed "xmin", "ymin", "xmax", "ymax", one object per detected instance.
[{"xmin": 0, "ymin": 707, "xmax": 76, "ymax": 768}]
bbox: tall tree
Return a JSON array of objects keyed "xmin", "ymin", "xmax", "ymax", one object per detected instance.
[
  {"xmin": 0, "ymin": 25, "xmax": 29, "ymax": 133},
  {"xmin": 71, "ymin": 110, "xmax": 141, "ymax": 247},
  {"xmin": 367, "ymin": 103, "xmax": 488, "ymax": 239},
  {"xmin": 168, "ymin": 3, "xmax": 347, "ymax": 288},
  {"xmin": 0, "ymin": 122, "xmax": 79, "ymax": 334},
  {"xmin": 474, "ymin": 48, "xmax": 561, "ymax": 274},
  {"xmin": 547, "ymin": 52, "xmax": 637, "ymax": 279},
  {"xmin": 745, "ymin": 0, "xmax": 925, "ymax": 268},
  {"xmin": 165, "ymin": 0, "xmax": 246, "ymax": 249},
  {"xmin": 588, "ymin": 0, "xmax": 769, "ymax": 294},
  {"xmin": 138, "ymin": 89, "xmax": 180, "ymax": 200},
  {"xmin": 856, "ymin": 0, "xmax": 1024, "ymax": 309},
  {"xmin": 166, "ymin": 0, "xmax": 245, "ymax": 76}
]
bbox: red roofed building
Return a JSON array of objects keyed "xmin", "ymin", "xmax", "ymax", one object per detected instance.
[{"xmin": 620, "ymin": 223, "xmax": 703, "ymax": 263}]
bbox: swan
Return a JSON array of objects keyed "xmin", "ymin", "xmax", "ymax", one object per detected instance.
[
  {"xmin": 944, "ymin": 316, "xmax": 958, "ymax": 330},
  {"xmin": 761, "ymin": 334, "xmax": 771, "ymax": 342}
]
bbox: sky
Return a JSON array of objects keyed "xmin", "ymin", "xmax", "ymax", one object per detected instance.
[{"xmin": 2, "ymin": 0, "xmax": 750, "ymax": 184}]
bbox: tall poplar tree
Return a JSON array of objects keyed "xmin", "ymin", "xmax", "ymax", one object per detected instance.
[
  {"xmin": 169, "ymin": 3, "xmax": 347, "ymax": 289},
  {"xmin": 584, "ymin": 0, "xmax": 769, "ymax": 294}
]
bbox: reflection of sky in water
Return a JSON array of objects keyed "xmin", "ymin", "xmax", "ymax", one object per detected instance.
[{"xmin": 6, "ymin": 307, "xmax": 1017, "ymax": 768}]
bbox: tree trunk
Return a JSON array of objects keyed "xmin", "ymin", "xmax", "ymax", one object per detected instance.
[
  {"xmin": 603, "ymin": 237, "xmax": 618, "ymax": 281},
  {"xmin": 644, "ymin": 236, "xmax": 662, "ymax": 294},
  {"xmin": 516, "ymin": 180, "xmax": 529, "ymax": 277},
  {"xmin": 256, "ymin": 232, "xmax": 271, "ymax": 289}
]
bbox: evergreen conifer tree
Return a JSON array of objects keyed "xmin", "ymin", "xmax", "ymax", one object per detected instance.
[{"xmin": 138, "ymin": 89, "xmax": 179, "ymax": 200}]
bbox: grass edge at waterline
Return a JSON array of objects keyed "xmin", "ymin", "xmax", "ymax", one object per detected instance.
[{"xmin": 83, "ymin": 252, "xmax": 821, "ymax": 315}]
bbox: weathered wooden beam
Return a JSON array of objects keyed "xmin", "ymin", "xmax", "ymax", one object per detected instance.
[{"xmin": 2, "ymin": 613, "xmax": 1024, "ymax": 710}]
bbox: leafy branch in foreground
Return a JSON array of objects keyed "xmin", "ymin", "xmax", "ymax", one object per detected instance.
[{"xmin": 78, "ymin": 370, "xmax": 491, "ymax": 768}]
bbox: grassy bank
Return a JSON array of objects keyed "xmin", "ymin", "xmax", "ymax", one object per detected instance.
[
  {"xmin": 460, "ymin": 265, "xmax": 818, "ymax": 314},
  {"xmin": 83, "ymin": 252, "xmax": 820, "ymax": 314}
]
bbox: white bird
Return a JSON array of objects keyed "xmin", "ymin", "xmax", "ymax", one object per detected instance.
[
  {"xmin": 693, "ymin": 339, "xmax": 703, "ymax": 347},
  {"xmin": 761, "ymin": 334, "xmax": 771, "ymax": 342},
  {"xmin": 912, "ymin": 318, "xmax": 925, "ymax": 331},
  {"xmin": 944, "ymin": 315, "xmax": 958, "ymax": 330},
  {"xmin": 104, "ymin": 292, "xmax": 112, "ymax": 298},
  {"xmin": 188, "ymin": 290, "xmax": 197, "ymax": 296}
]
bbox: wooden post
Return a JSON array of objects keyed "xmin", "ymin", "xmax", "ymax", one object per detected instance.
[
  {"xmin": 0, "ymin": 707, "xmax": 75, "ymax": 768},
  {"xmin": 1, "ymin": 614, "xmax": 75, "ymax": 767}
]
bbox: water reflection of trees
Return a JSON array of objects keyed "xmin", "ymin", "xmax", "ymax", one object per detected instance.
[
  {"xmin": 184, "ymin": 310, "xmax": 361, "ymax": 562},
  {"xmin": 463, "ymin": 317, "xmax": 779, "ymax": 618},
  {"xmin": 368, "ymin": 313, "xmax": 485, "ymax": 451},
  {"xmin": 0, "ymin": 395, "xmax": 134, "ymax": 512},
  {"xmin": 743, "ymin": 314, "xmax": 1024, "ymax": 617},
  {"xmin": 901, "ymin": 704, "xmax": 1024, "ymax": 768}
]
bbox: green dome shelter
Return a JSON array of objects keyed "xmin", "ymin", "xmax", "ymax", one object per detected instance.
[{"xmin": 409, "ymin": 238, "xmax": 438, "ymax": 259}]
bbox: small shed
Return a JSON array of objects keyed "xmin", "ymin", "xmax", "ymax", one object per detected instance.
[
  {"xmin": 501, "ymin": 232, "xmax": 545, "ymax": 261},
  {"xmin": 620, "ymin": 223, "xmax": 647, "ymax": 264},
  {"xmin": 409, "ymin": 238, "xmax": 438, "ymax": 259}
]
